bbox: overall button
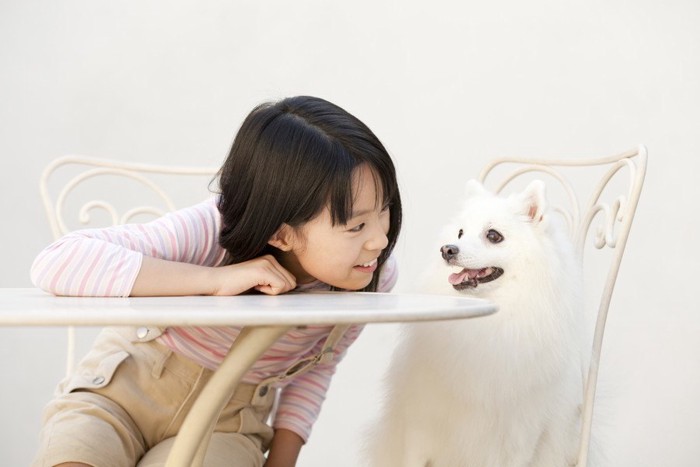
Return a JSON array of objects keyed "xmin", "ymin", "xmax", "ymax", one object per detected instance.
[
  {"xmin": 92, "ymin": 376, "xmax": 105, "ymax": 385},
  {"xmin": 258, "ymin": 385, "xmax": 269, "ymax": 397},
  {"xmin": 136, "ymin": 327, "xmax": 149, "ymax": 340}
]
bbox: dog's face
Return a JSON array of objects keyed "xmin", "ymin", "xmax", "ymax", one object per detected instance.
[{"xmin": 439, "ymin": 179, "xmax": 547, "ymax": 294}]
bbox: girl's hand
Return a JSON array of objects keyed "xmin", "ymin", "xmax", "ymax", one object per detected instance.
[{"xmin": 211, "ymin": 255, "xmax": 297, "ymax": 296}]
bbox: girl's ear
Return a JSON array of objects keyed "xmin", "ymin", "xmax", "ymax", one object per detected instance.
[
  {"xmin": 519, "ymin": 180, "xmax": 547, "ymax": 223},
  {"xmin": 268, "ymin": 224, "xmax": 295, "ymax": 251}
]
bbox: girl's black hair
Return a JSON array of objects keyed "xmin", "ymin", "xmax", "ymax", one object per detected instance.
[{"xmin": 216, "ymin": 96, "xmax": 402, "ymax": 292}]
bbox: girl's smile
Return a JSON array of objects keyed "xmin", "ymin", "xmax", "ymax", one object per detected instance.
[{"xmin": 354, "ymin": 258, "xmax": 379, "ymax": 274}]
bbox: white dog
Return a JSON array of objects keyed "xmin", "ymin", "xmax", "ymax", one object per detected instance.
[{"xmin": 366, "ymin": 180, "xmax": 586, "ymax": 467}]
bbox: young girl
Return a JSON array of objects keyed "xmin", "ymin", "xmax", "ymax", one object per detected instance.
[{"xmin": 30, "ymin": 96, "xmax": 402, "ymax": 467}]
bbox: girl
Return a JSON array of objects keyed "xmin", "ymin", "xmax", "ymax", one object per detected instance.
[{"xmin": 30, "ymin": 96, "xmax": 402, "ymax": 467}]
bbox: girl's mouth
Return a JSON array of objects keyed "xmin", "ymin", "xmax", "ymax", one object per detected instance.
[{"xmin": 354, "ymin": 258, "xmax": 378, "ymax": 273}]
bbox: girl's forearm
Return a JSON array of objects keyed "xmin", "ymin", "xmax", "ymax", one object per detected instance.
[
  {"xmin": 130, "ymin": 254, "xmax": 297, "ymax": 297},
  {"xmin": 264, "ymin": 428, "xmax": 304, "ymax": 467},
  {"xmin": 130, "ymin": 255, "xmax": 218, "ymax": 296}
]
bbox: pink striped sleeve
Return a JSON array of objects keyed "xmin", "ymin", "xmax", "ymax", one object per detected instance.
[
  {"xmin": 30, "ymin": 198, "xmax": 224, "ymax": 297},
  {"xmin": 273, "ymin": 324, "xmax": 363, "ymax": 441}
]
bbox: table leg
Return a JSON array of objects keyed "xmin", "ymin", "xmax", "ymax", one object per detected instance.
[{"xmin": 164, "ymin": 325, "xmax": 290, "ymax": 467}]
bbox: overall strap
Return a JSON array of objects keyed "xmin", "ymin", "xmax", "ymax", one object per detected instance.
[
  {"xmin": 317, "ymin": 324, "xmax": 352, "ymax": 364},
  {"xmin": 255, "ymin": 324, "xmax": 353, "ymax": 392}
]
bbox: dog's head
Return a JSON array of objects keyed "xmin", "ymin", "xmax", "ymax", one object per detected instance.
[{"xmin": 439, "ymin": 179, "xmax": 549, "ymax": 294}]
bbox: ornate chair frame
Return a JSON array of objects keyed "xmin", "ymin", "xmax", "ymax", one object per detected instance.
[{"xmin": 478, "ymin": 145, "xmax": 647, "ymax": 466}]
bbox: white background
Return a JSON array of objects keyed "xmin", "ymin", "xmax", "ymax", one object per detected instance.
[{"xmin": 1, "ymin": 0, "xmax": 699, "ymax": 465}]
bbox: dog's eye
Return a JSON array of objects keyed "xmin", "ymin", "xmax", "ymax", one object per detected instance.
[
  {"xmin": 458, "ymin": 229, "xmax": 463, "ymax": 239},
  {"xmin": 486, "ymin": 229, "xmax": 503, "ymax": 244}
]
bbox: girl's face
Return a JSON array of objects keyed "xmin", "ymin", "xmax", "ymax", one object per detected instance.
[{"xmin": 275, "ymin": 164, "xmax": 390, "ymax": 290}]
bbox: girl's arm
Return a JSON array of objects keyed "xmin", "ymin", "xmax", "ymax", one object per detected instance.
[
  {"xmin": 31, "ymin": 198, "xmax": 295, "ymax": 297},
  {"xmin": 131, "ymin": 254, "xmax": 296, "ymax": 296},
  {"xmin": 264, "ymin": 429, "xmax": 304, "ymax": 467}
]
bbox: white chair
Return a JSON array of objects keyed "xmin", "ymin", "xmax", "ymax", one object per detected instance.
[
  {"xmin": 39, "ymin": 155, "xmax": 219, "ymax": 375},
  {"xmin": 478, "ymin": 145, "xmax": 647, "ymax": 466}
]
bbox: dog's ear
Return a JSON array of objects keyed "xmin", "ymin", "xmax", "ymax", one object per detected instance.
[
  {"xmin": 519, "ymin": 180, "xmax": 547, "ymax": 223},
  {"xmin": 465, "ymin": 179, "xmax": 487, "ymax": 198}
]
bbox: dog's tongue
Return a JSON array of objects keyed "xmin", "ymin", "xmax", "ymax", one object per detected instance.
[{"xmin": 449, "ymin": 269, "xmax": 479, "ymax": 285}]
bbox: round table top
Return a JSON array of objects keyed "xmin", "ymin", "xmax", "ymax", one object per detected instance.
[{"xmin": 0, "ymin": 288, "xmax": 497, "ymax": 327}]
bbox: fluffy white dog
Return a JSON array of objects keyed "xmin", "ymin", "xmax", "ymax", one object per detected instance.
[{"xmin": 366, "ymin": 180, "xmax": 586, "ymax": 467}]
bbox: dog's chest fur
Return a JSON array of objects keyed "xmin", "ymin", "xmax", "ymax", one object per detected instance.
[{"xmin": 367, "ymin": 181, "xmax": 585, "ymax": 467}]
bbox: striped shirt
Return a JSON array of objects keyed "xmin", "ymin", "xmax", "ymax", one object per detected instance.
[{"xmin": 30, "ymin": 197, "xmax": 398, "ymax": 442}]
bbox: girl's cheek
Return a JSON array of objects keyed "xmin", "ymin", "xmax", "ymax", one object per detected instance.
[{"xmin": 381, "ymin": 213, "xmax": 391, "ymax": 235}]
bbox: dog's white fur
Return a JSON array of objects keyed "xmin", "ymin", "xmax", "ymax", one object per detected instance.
[{"xmin": 366, "ymin": 180, "xmax": 586, "ymax": 467}]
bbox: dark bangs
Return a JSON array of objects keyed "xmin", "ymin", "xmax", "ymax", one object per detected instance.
[{"xmin": 326, "ymin": 146, "xmax": 398, "ymax": 226}]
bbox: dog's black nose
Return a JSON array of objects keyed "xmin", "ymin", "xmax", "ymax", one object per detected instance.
[{"xmin": 441, "ymin": 244, "xmax": 459, "ymax": 261}]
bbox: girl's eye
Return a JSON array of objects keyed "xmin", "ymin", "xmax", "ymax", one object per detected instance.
[
  {"xmin": 349, "ymin": 223, "xmax": 365, "ymax": 233},
  {"xmin": 486, "ymin": 229, "xmax": 504, "ymax": 244},
  {"xmin": 458, "ymin": 229, "xmax": 464, "ymax": 239}
]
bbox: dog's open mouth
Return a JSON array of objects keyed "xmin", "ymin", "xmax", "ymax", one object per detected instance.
[{"xmin": 448, "ymin": 267, "xmax": 504, "ymax": 290}]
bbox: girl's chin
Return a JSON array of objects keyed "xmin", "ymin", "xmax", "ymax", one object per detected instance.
[{"xmin": 342, "ymin": 276, "xmax": 374, "ymax": 291}]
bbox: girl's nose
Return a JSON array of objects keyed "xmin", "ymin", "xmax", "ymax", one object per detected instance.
[{"xmin": 366, "ymin": 224, "xmax": 389, "ymax": 251}]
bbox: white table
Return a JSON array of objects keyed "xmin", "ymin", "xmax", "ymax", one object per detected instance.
[{"xmin": 0, "ymin": 288, "xmax": 497, "ymax": 466}]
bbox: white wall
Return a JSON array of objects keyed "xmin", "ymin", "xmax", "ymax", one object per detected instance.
[{"xmin": 2, "ymin": 0, "xmax": 699, "ymax": 465}]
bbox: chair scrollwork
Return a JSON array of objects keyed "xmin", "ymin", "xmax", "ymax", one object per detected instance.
[
  {"xmin": 479, "ymin": 145, "xmax": 647, "ymax": 467},
  {"xmin": 40, "ymin": 155, "xmax": 219, "ymax": 239},
  {"xmin": 39, "ymin": 155, "xmax": 219, "ymax": 375}
]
